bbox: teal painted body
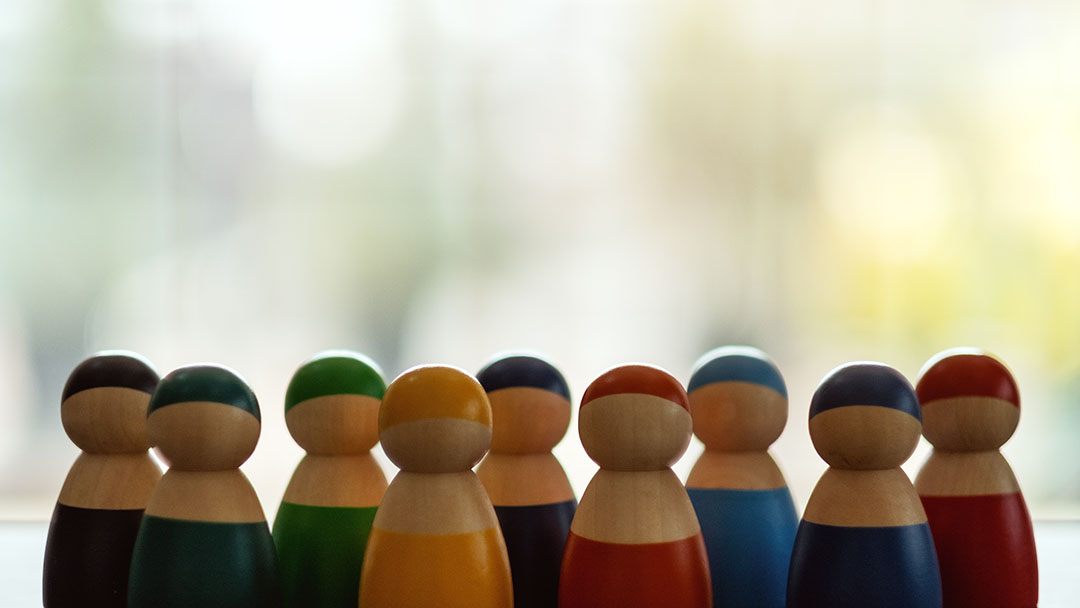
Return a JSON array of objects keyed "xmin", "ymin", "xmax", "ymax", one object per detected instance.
[{"xmin": 128, "ymin": 515, "xmax": 281, "ymax": 608}]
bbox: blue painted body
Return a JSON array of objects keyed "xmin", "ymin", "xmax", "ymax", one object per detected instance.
[
  {"xmin": 687, "ymin": 487, "xmax": 797, "ymax": 608},
  {"xmin": 787, "ymin": 520, "xmax": 942, "ymax": 608}
]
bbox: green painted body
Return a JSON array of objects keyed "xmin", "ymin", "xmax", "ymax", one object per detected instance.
[
  {"xmin": 272, "ymin": 502, "xmax": 378, "ymax": 608},
  {"xmin": 128, "ymin": 515, "xmax": 281, "ymax": 608}
]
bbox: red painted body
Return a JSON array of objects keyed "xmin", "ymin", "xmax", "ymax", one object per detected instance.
[
  {"xmin": 558, "ymin": 531, "xmax": 711, "ymax": 608},
  {"xmin": 921, "ymin": 492, "xmax": 1037, "ymax": 608}
]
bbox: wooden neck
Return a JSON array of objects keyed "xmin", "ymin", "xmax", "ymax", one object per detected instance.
[
  {"xmin": 373, "ymin": 471, "xmax": 499, "ymax": 535},
  {"xmin": 802, "ymin": 468, "xmax": 926, "ymax": 527},
  {"xmin": 915, "ymin": 450, "xmax": 1020, "ymax": 496},
  {"xmin": 281, "ymin": 453, "xmax": 388, "ymax": 507},
  {"xmin": 57, "ymin": 452, "xmax": 161, "ymax": 510},
  {"xmin": 476, "ymin": 453, "xmax": 574, "ymax": 506},
  {"xmin": 686, "ymin": 450, "xmax": 786, "ymax": 490},
  {"xmin": 572, "ymin": 469, "xmax": 700, "ymax": 544},
  {"xmin": 144, "ymin": 469, "xmax": 267, "ymax": 523}
]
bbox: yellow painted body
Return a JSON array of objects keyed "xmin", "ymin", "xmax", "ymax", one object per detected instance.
[{"xmin": 358, "ymin": 526, "xmax": 512, "ymax": 608}]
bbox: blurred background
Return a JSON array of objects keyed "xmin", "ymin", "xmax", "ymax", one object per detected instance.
[{"xmin": 1, "ymin": 0, "xmax": 1078, "ymax": 521}]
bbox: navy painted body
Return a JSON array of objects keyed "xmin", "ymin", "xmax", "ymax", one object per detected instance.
[
  {"xmin": 687, "ymin": 487, "xmax": 797, "ymax": 608},
  {"xmin": 43, "ymin": 503, "xmax": 145, "ymax": 607},
  {"xmin": 787, "ymin": 520, "xmax": 942, "ymax": 608},
  {"xmin": 493, "ymin": 499, "xmax": 576, "ymax": 608}
]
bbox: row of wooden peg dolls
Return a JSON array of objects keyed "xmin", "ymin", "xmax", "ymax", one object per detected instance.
[{"xmin": 43, "ymin": 346, "xmax": 1037, "ymax": 608}]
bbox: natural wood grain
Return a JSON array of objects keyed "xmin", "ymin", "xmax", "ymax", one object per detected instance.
[
  {"xmin": 809, "ymin": 405, "xmax": 922, "ymax": 470},
  {"xmin": 579, "ymin": 394, "xmax": 692, "ymax": 471},
  {"xmin": 144, "ymin": 469, "xmax": 267, "ymax": 522},
  {"xmin": 802, "ymin": 468, "xmax": 928, "ymax": 527},
  {"xmin": 685, "ymin": 450, "xmax": 787, "ymax": 490},
  {"xmin": 281, "ymin": 453, "xmax": 388, "ymax": 507},
  {"xmin": 571, "ymin": 469, "xmax": 700, "ymax": 543},
  {"xmin": 689, "ymin": 382, "xmax": 787, "ymax": 451},
  {"xmin": 476, "ymin": 453, "xmax": 575, "ymax": 506},
  {"xmin": 61, "ymin": 387, "xmax": 153, "ymax": 454},
  {"xmin": 285, "ymin": 394, "xmax": 381, "ymax": 455},
  {"xmin": 57, "ymin": 452, "xmax": 161, "ymax": 510},
  {"xmin": 372, "ymin": 471, "xmax": 500, "ymax": 535},
  {"xmin": 921, "ymin": 396, "xmax": 1019, "ymax": 452},
  {"xmin": 915, "ymin": 451, "xmax": 1020, "ymax": 496},
  {"xmin": 487, "ymin": 387, "xmax": 571, "ymax": 454},
  {"xmin": 147, "ymin": 402, "xmax": 260, "ymax": 471}
]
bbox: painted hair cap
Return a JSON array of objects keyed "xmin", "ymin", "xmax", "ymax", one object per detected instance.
[
  {"xmin": 62, "ymin": 350, "xmax": 160, "ymax": 401},
  {"xmin": 477, "ymin": 353, "xmax": 571, "ymax": 400},
  {"xmin": 149, "ymin": 364, "xmax": 260, "ymax": 421},
  {"xmin": 916, "ymin": 348, "xmax": 1019, "ymax": 408},
  {"xmin": 688, "ymin": 346, "xmax": 787, "ymax": 398},
  {"xmin": 285, "ymin": 350, "xmax": 386, "ymax": 412},
  {"xmin": 810, "ymin": 362, "xmax": 920, "ymax": 421},
  {"xmin": 582, "ymin": 364, "xmax": 689, "ymax": 411}
]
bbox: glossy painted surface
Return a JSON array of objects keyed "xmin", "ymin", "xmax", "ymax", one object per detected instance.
[
  {"xmin": 687, "ymin": 487, "xmax": 797, "ymax": 608},
  {"xmin": 43, "ymin": 504, "xmax": 144, "ymax": 607},
  {"xmin": 688, "ymin": 347, "xmax": 787, "ymax": 397},
  {"xmin": 128, "ymin": 515, "xmax": 281, "ymax": 608},
  {"xmin": 559, "ymin": 531, "xmax": 711, "ymax": 608},
  {"xmin": 272, "ymin": 502, "xmax": 378, "ymax": 608},
  {"xmin": 810, "ymin": 363, "xmax": 921, "ymax": 419},
  {"xmin": 149, "ymin": 365, "xmax": 260, "ymax": 420},
  {"xmin": 61, "ymin": 352, "xmax": 159, "ymax": 401},
  {"xmin": 922, "ymin": 493, "xmax": 1037, "ymax": 608},
  {"xmin": 378, "ymin": 366, "xmax": 491, "ymax": 430},
  {"xmin": 917, "ymin": 351, "xmax": 1020, "ymax": 407},
  {"xmin": 284, "ymin": 352, "xmax": 386, "ymax": 412},
  {"xmin": 788, "ymin": 521, "xmax": 942, "ymax": 608},
  {"xmin": 494, "ymin": 500, "xmax": 576, "ymax": 608},
  {"xmin": 477, "ymin": 355, "xmax": 570, "ymax": 399},
  {"xmin": 358, "ymin": 526, "xmax": 512, "ymax": 608},
  {"xmin": 580, "ymin": 364, "xmax": 689, "ymax": 410}
]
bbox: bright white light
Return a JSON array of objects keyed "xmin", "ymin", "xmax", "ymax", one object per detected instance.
[
  {"xmin": 105, "ymin": 0, "xmax": 198, "ymax": 47},
  {"xmin": 251, "ymin": 0, "xmax": 405, "ymax": 167},
  {"xmin": 818, "ymin": 107, "xmax": 959, "ymax": 262},
  {"xmin": 0, "ymin": 0, "xmax": 52, "ymax": 43}
]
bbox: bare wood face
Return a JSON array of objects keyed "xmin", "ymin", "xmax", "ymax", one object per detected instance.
[
  {"xmin": 488, "ymin": 387, "xmax": 571, "ymax": 454},
  {"xmin": 380, "ymin": 418, "xmax": 492, "ymax": 473},
  {"xmin": 689, "ymin": 382, "xmax": 788, "ymax": 452},
  {"xmin": 809, "ymin": 405, "xmax": 921, "ymax": 470},
  {"xmin": 285, "ymin": 394, "xmax": 381, "ymax": 455},
  {"xmin": 61, "ymin": 387, "xmax": 153, "ymax": 454},
  {"xmin": 921, "ymin": 396, "xmax": 1019, "ymax": 452},
  {"xmin": 579, "ymin": 394, "xmax": 693, "ymax": 471},
  {"xmin": 147, "ymin": 402, "xmax": 261, "ymax": 471}
]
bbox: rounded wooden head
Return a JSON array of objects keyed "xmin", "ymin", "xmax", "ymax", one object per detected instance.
[
  {"xmin": 378, "ymin": 365, "xmax": 492, "ymax": 473},
  {"xmin": 476, "ymin": 353, "xmax": 571, "ymax": 454},
  {"xmin": 687, "ymin": 346, "xmax": 788, "ymax": 451},
  {"xmin": 579, "ymin": 364, "xmax": 692, "ymax": 471},
  {"xmin": 916, "ymin": 348, "xmax": 1020, "ymax": 452},
  {"xmin": 284, "ymin": 350, "xmax": 386, "ymax": 455},
  {"xmin": 147, "ymin": 364, "xmax": 261, "ymax": 471},
  {"xmin": 809, "ymin": 362, "xmax": 922, "ymax": 470},
  {"xmin": 61, "ymin": 351, "xmax": 160, "ymax": 454}
]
